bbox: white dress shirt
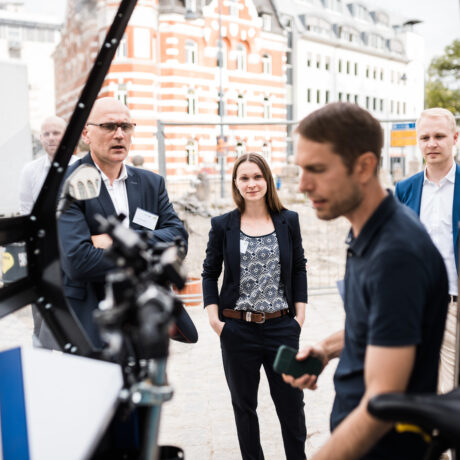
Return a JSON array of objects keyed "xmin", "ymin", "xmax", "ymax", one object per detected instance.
[
  {"xmin": 19, "ymin": 153, "xmax": 78, "ymax": 215},
  {"xmin": 97, "ymin": 163, "xmax": 130, "ymax": 227},
  {"xmin": 420, "ymin": 162, "xmax": 457, "ymax": 295}
]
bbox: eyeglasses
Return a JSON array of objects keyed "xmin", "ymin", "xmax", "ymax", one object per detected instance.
[{"xmin": 87, "ymin": 122, "xmax": 136, "ymax": 133}]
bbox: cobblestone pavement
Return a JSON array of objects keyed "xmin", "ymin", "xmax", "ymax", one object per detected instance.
[{"xmin": 0, "ymin": 294, "xmax": 345, "ymax": 460}]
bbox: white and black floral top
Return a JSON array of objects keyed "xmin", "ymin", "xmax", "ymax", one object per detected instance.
[{"xmin": 235, "ymin": 230, "xmax": 289, "ymax": 313}]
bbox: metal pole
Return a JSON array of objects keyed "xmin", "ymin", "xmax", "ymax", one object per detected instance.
[
  {"xmin": 157, "ymin": 120, "xmax": 166, "ymax": 179},
  {"xmin": 217, "ymin": 0, "xmax": 225, "ymax": 198}
]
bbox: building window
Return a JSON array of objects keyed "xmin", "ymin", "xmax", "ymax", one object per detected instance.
[
  {"xmin": 307, "ymin": 53, "xmax": 312, "ymax": 67},
  {"xmin": 304, "ymin": 16, "xmax": 333, "ymax": 36},
  {"xmin": 380, "ymin": 69, "xmax": 384, "ymax": 80},
  {"xmin": 307, "ymin": 89, "xmax": 311, "ymax": 103},
  {"xmin": 338, "ymin": 59, "xmax": 342, "ymax": 73},
  {"xmin": 262, "ymin": 13, "xmax": 271, "ymax": 32},
  {"xmin": 366, "ymin": 96, "xmax": 370, "ymax": 109},
  {"xmin": 391, "ymin": 100, "xmax": 394, "ymax": 113},
  {"xmin": 380, "ymin": 99, "xmax": 384, "ymax": 112},
  {"xmin": 185, "ymin": 0, "xmax": 197, "ymax": 13},
  {"xmin": 262, "ymin": 141, "xmax": 272, "ymax": 163},
  {"xmin": 325, "ymin": 56, "xmax": 330, "ymax": 71},
  {"xmin": 366, "ymin": 67, "xmax": 369, "ymax": 78},
  {"xmin": 369, "ymin": 33, "xmax": 386, "ymax": 50},
  {"xmin": 186, "ymin": 139, "xmax": 198, "ymax": 166},
  {"xmin": 373, "ymin": 68, "xmax": 377, "ymax": 79},
  {"xmin": 116, "ymin": 83, "xmax": 128, "ymax": 105},
  {"xmin": 397, "ymin": 101, "xmax": 400, "ymax": 115},
  {"xmin": 354, "ymin": 62, "xmax": 358, "ymax": 76},
  {"xmin": 218, "ymin": 41, "xmax": 227, "ymax": 68},
  {"xmin": 325, "ymin": 90, "xmax": 330, "ymax": 103},
  {"xmin": 8, "ymin": 44, "xmax": 21, "ymax": 59},
  {"xmin": 338, "ymin": 25, "xmax": 360, "ymax": 44},
  {"xmin": 116, "ymin": 34, "xmax": 128, "ymax": 59},
  {"xmin": 338, "ymin": 92, "xmax": 343, "ymax": 102},
  {"xmin": 187, "ymin": 88, "xmax": 197, "ymax": 115},
  {"xmin": 185, "ymin": 40, "xmax": 198, "ymax": 65},
  {"xmin": 229, "ymin": 0, "xmax": 238, "ymax": 17},
  {"xmin": 237, "ymin": 94, "xmax": 246, "ymax": 117},
  {"xmin": 316, "ymin": 89, "xmax": 321, "ymax": 104},
  {"xmin": 236, "ymin": 44, "xmax": 246, "ymax": 71},
  {"xmin": 316, "ymin": 55, "xmax": 321, "ymax": 69},
  {"xmin": 346, "ymin": 61, "xmax": 350, "ymax": 74},
  {"xmin": 236, "ymin": 140, "xmax": 246, "ymax": 156},
  {"xmin": 403, "ymin": 102, "xmax": 406, "ymax": 115},
  {"xmin": 262, "ymin": 53, "xmax": 272, "ymax": 75},
  {"xmin": 263, "ymin": 96, "xmax": 271, "ymax": 119},
  {"xmin": 373, "ymin": 97, "xmax": 377, "ymax": 111},
  {"xmin": 354, "ymin": 95, "xmax": 358, "ymax": 104}
]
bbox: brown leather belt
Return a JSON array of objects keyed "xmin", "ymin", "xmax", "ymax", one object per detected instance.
[{"xmin": 222, "ymin": 308, "xmax": 289, "ymax": 324}]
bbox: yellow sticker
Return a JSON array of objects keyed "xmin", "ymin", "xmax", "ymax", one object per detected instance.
[{"xmin": 2, "ymin": 252, "xmax": 14, "ymax": 274}]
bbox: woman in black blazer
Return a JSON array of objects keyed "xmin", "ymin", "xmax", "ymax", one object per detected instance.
[{"xmin": 202, "ymin": 153, "xmax": 308, "ymax": 460}]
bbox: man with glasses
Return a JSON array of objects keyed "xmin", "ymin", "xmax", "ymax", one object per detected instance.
[{"xmin": 58, "ymin": 98, "xmax": 189, "ymax": 348}]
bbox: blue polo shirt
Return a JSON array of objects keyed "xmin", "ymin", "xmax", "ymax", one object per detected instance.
[{"xmin": 331, "ymin": 193, "xmax": 448, "ymax": 459}]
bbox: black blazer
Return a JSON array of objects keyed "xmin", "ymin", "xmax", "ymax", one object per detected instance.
[
  {"xmin": 58, "ymin": 153, "xmax": 188, "ymax": 345},
  {"xmin": 202, "ymin": 208, "xmax": 307, "ymax": 318}
]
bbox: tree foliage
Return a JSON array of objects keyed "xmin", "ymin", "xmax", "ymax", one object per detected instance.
[{"xmin": 426, "ymin": 39, "xmax": 460, "ymax": 114}]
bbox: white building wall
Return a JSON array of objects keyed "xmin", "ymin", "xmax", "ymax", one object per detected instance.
[{"xmin": 0, "ymin": 6, "xmax": 61, "ymax": 136}]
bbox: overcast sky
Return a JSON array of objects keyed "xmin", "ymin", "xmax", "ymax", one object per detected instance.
[{"xmin": 23, "ymin": 0, "xmax": 460, "ymax": 66}]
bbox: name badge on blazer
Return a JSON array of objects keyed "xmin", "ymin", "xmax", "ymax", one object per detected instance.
[
  {"xmin": 240, "ymin": 239, "xmax": 249, "ymax": 254},
  {"xmin": 133, "ymin": 208, "xmax": 159, "ymax": 231}
]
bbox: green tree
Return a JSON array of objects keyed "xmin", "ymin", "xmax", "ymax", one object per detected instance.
[{"xmin": 426, "ymin": 39, "xmax": 460, "ymax": 114}]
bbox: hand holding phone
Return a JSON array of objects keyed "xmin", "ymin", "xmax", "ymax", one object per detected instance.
[{"xmin": 273, "ymin": 345, "xmax": 323, "ymax": 379}]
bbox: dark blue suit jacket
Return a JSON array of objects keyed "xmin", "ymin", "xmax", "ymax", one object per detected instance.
[
  {"xmin": 58, "ymin": 153, "xmax": 188, "ymax": 346},
  {"xmin": 395, "ymin": 163, "xmax": 460, "ymax": 271},
  {"xmin": 202, "ymin": 208, "xmax": 308, "ymax": 319}
]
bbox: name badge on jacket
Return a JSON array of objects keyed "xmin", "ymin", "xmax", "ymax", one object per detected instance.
[
  {"xmin": 133, "ymin": 208, "xmax": 159, "ymax": 231},
  {"xmin": 240, "ymin": 239, "xmax": 249, "ymax": 254}
]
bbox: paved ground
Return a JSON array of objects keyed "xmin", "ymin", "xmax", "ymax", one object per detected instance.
[
  {"xmin": 0, "ymin": 293, "xmax": 345, "ymax": 460},
  {"xmin": 158, "ymin": 294, "xmax": 344, "ymax": 459}
]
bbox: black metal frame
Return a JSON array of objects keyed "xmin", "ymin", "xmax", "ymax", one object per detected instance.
[{"xmin": 0, "ymin": 0, "xmax": 138, "ymax": 357}]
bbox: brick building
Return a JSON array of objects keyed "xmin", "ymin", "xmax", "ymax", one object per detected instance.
[{"xmin": 54, "ymin": 0, "xmax": 288, "ymax": 182}]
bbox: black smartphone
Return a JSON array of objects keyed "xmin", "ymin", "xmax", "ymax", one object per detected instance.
[{"xmin": 273, "ymin": 345, "xmax": 323, "ymax": 378}]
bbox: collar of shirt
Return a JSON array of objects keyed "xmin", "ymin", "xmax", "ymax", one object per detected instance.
[
  {"xmin": 95, "ymin": 162, "xmax": 128, "ymax": 188},
  {"xmin": 423, "ymin": 161, "xmax": 456, "ymax": 186},
  {"xmin": 346, "ymin": 192, "xmax": 397, "ymax": 257}
]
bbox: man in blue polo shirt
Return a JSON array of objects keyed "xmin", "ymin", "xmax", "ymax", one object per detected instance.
[{"xmin": 285, "ymin": 103, "xmax": 449, "ymax": 459}]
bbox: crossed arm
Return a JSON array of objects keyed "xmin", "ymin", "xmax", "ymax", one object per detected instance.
[{"xmin": 284, "ymin": 331, "xmax": 416, "ymax": 460}]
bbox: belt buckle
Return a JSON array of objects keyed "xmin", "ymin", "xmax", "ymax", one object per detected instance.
[
  {"xmin": 245, "ymin": 312, "xmax": 265, "ymax": 323},
  {"xmin": 255, "ymin": 312, "xmax": 265, "ymax": 324}
]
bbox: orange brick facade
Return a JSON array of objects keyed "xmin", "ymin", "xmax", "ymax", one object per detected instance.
[{"xmin": 54, "ymin": 0, "xmax": 287, "ymax": 181}]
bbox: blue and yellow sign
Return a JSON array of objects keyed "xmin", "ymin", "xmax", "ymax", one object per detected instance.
[{"xmin": 391, "ymin": 122, "xmax": 417, "ymax": 147}]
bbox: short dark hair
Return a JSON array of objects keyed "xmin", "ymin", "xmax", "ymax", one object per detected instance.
[
  {"xmin": 296, "ymin": 103, "xmax": 384, "ymax": 173},
  {"xmin": 232, "ymin": 153, "xmax": 285, "ymax": 214}
]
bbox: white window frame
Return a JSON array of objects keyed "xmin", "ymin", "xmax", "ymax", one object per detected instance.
[
  {"xmin": 186, "ymin": 139, "xmax": 198, "ymax": 166},
  {"xmin": 237, "ymin": 94, "xmax": 246, "ymax": 118},
  {"xmin": 263, "ymin": 96, "xmax": 271, "ymax": 119},
  {"xmin": 229, "ymin": 0, "xmax": 239, "ymax": 17},
  {"xmin": 236, "ymin": 44, "xmax": 246, "ymax": 72},
  {"xmin": 187, "ymin": 88, "xmax": 198, "ymax": 115},
  {"xmin": 116, "ymin": 34, "xmax": 128, "ymax": 59},
  {"xmin": 185, "ymin": 40, "xmax": 198, "ymax": 65},
  {"xmin": 262, "ymin": 53, "xmax": 272, "ymax": 75}
]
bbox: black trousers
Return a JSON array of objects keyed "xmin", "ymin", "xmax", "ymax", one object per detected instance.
[{"xmin": 220, "ymin": 314, "xmax": 307, "ymax": 460}]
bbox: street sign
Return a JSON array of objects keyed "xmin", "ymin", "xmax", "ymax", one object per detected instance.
[{"xmin": 391, "ymin": 122, "xmax": 417, "ymax": 147}]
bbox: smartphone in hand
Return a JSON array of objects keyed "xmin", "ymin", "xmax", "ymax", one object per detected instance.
[{"xmin": 273, "ymin": 345, "xmax": 323, "ymax": 378}]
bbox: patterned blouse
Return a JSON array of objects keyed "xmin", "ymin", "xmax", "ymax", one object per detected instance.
[{"xmin": 235, "ymin": 230, "xmax": 289, "ymax": 313}]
